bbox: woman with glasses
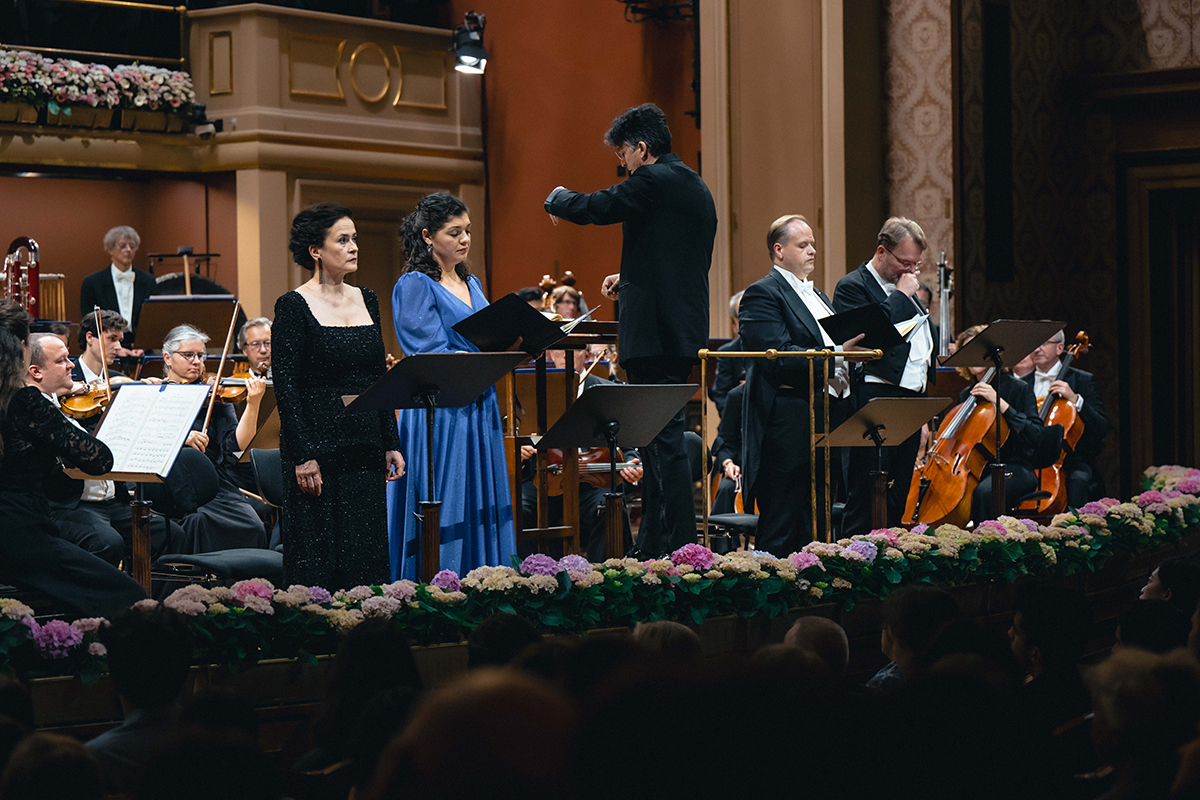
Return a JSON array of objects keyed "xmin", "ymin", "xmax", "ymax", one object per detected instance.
[{"xmin": 161, "ymin": 324, "xmax": 267, "ymax": 553}]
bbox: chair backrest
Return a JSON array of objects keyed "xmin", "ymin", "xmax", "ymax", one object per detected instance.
[
  {"xmin": 147, "ymin": 447, "xmax": 220, "ymax": 517},
  {"xmin": 249, "ymin": 448, "xmax": 283, "ymax": 507},
  {"xmin": 682, "ymin": 430, "xmax": 705, "ymax": 483}
]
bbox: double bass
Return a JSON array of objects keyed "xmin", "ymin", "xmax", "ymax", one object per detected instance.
[
  {"xmin": 1018, "ymin": 332, "xmax": 1089, "ymax": 515},
  {"xmin": 904, "ymin": 367, "xmax": 1009, "ymax": 528}
]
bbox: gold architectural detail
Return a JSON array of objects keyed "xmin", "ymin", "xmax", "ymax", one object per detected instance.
[
  {"xmin": 288, "ymin": 33, "xmax": 346, "ymax": 99},
  {"xmin": 392, "ymin": 46, "xmax": 449, "ymax": 110},
  {"xmin": 349, "ymin": 42, "xmax": 391, "ymax": 104},
  {"xmin": 209, "ymin": 31, "xmax": 233, "ymax": 96}
]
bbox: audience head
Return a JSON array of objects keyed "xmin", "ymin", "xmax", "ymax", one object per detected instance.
[
  {"xmin": 1009, "ymin": 583, "xmax": 1092, "ymax": 677},
  {"xmin": 135, "ymin": 731, "xmax": 280, "ymax": 800},
  {"xmin": 344, "ymin": 686, "xmax": 420, "ymax": 790},
  {"xmin": 103, "ymin": 225, "xmax": 140, "ymax": 270},
  {"xmin": 924, "ymin": 619, "xmax": 1024, "ymax": 692},
  {"xmin": 1087, "ymin": 648, "xmax": 1200, "ymax": 768},
  {"xmin": 0, "ymin": 718, "xmax": 23, "ymax": 782},
  {"xmin": 366, "ymin": 669, "xmax": 578, "ymax": 800},
  {"xmin": 467, "ymin": 613, "xmax": 542, "ymax": 669},
  {"xmin": 632, "ymin": 621, "xmax": 703, "ymax": 662},
  {"xmin": 77, "ymin": 309, "xmax": 129, "ymax": 362},
  {"xmin": 784, "ymin": 616, "xmax": 850, "ymax": 676},
  {"xmin": 1116, "ymin": 600, "xmax": 1191, "ymax": 654},
  {"xmin": 289, "ymin": 202, "xmax": 354, "ymax": 273},
  {"xmin": 161, "ymin": 324, "xmax": 209, "ymax": 382},
  {"xmin": 881, "ymin": 586, "xmax": 960, "ymax": 679},
  {"xmin": 25, "ymin": 334, "xmax": 73, "ymax": 396},
  {"xmin": 0, "ymin": 732, "xmax": 103, "ymax": 800},
  {"xmin": 400, "ymin": 192, "xmax": 470, "ymax": 282},
  {"xmin": 178, "ymin": 690, "xmax": 258, "ymax": 740},
  {"xmin": 100, "ymin": 605, "xmax": 192, "ymax": 710},
  {"xmin": 1141, "ymin": 557, "xmax": 1200, "ymax": 617},
  {"xmin": 604, "ymin": 103, "xmax": 671, "ymax": 165}
]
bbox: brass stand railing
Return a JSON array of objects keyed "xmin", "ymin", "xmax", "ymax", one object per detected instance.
[{"xmin": 698, "ymin": 347, "xmax": 883, "ymax": 545}]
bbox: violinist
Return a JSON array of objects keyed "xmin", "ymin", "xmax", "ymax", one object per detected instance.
[
  {"xmin": 162, "ymin": 324, "xmax": 266, "ymax": 552},
  {"xmin": 72, "ymin": 309, "xmax": 130, "ymax": 385},
  {"xmin": 1024, "ymin": 330, "xmax": 1110, "ymax": 507},
  {"xmin": 953, "ymin": 325, "xmax": 1050, "ymax": 522},
  {"xmin": 237, "ymin": 317, "xmax": 272, "ymax": 378}
]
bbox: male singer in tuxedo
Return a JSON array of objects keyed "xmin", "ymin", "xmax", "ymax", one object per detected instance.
[
  {"xmin": 833, "ymin": 217, "xmax": 935, "ymax": 535},
  {"xmin": 1024, "ymin": 329, "xmax": 1110, "ymax": 507},
  {"xmin": 545, "ymin": 103, "xmax": 717, "ymax": 557},
  {"xmin": 741, "ymin": 215, "xmax": 861, "ymax": 556},
  {"xmin": 79, "ymin": 226, "xmax": 155, "ymax": 354}
]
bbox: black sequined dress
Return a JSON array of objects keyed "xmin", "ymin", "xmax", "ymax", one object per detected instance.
[{"xmin": 272, "ymin": 288, "xmax": 402, "ymax": 589}]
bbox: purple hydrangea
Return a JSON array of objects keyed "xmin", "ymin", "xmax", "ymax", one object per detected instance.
[
  {"xmin": 430, "ymin": 569, "xmax": 461, "ymax": 592},
  {"xmin": 1017, "ymin": 518, "xmax": 1039, "ymax": 533},
  {"xmin": 1136, "ymin": 490, "xmax": 1165, "ymax": 508},
  {"xmin": 844, "ymin": 540, "xmax": 878, "ymax": 563},
  {"xmin": 520, "ymin": 553, "xmax": 561, "ymax": 576},
  {"xmin": 557, "ymin": 554, "xmax": 592, "ymax": 575},
  {"xmin": 308, "ymin": 586, "xmax": 333, "ymax": 604},
  {"xmin": 1078, "ymin": 501, "xmax": 1108, "ymax": 516},
  {"xmin": 789, "ymin": 551, "xmax": 825, "ymax": 572},
  {"xmin": 29, "ymin": 619, "xmax": 83, "ymax": 659},
  {"xmin": 671, "ymin": 543, "xmax": 716, "ymax": 571},
  {"xmin": 1165, "ymin": 490, "xmax": 1182, "ymax": 499},
  {"xmin": 911, "ymin": 523, "xmax": 929, "ymax": 534},
  {"xmin": 1099, "ymin": 497, "xmax": 1121, "ymax": 508}
]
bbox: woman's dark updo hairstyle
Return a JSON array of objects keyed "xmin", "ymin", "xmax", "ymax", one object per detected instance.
[
  {"xmin": 400, "ymin": 192, "xmax": 470, "ymax": 282},
  {"xmin": 289, "ymin": 202, "xmax": 354, "ymax": 273},
  {"xmin": 0, "ymin": 298, "xmax": 33, "ymax": 461}
]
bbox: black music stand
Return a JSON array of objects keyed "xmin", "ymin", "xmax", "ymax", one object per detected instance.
[
  {"xmin": 538, "ymin": 383, "xmax": 696, "ymax": 560},
  {"xmin": 343, "ymin": 351, "xmax": 528, "ymax": 582},
  {"xmin": 452, "ymin": 292, "xmax": 570, "ymax": 354},
  {"xmin": 133, "ymin": 295, "xmax": 240, "ymax": 353},
  {"xmin": 939, "ymin": 319, "xmax": 1064, "ymax": 515},
  {"xmin": 818, "ymin": 397, "xmax": 951, "ymax": 530}
]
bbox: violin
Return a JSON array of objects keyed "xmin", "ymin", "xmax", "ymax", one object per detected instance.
[
  {"xmin": 544, "ymin": 447, "xmax": 637, "ymax": 496},
  {"xmin": 61, "ymin": 375, "xmax": 137, "ymax": 419},
  {"xmin": 904, "ymin": 367, "xmax": 1009, "ymax": 527},
  {"xmin": 1018, "ymin": 331, "xmax": 1089, "ymax": 515},
  {"xmin": 203, "ymin": 370, "xmax": 270, "ymax": 404}
]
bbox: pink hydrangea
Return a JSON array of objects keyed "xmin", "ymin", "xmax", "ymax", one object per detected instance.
[
  {"xmin": 1078, "ymin": 501, "xmax": 1108, "ymax": 516},
  {"xmin": 30, "ymin": 619, "xmax": 83, "ymax": 659},
  {"xmin": 88, "ymin": 642, "xmax": 107, "ymax": 657},
  {"xmin": 430, "ymin": 570, "xmax": 461, "ymax": 592},
  {"xmin": 789, "ymin": 551, "xmax": 825, "ymax": 572},
  {"xmin": 977, "ymin": 520, "xmax": 1008, "ymax": 537},
  {"xmin": 308, "ymin": 586, "xmax": 333, "ymax": 604},
  {"xmin": 361, "ymin": 595, "xmax": 402, "ymax": 619},
  {"xmin": 382, "ymin": 581, "xmax": 416, "ymax": 602},
  {"xmin": 344, "ymin": 586, "xmax": 375, "ymax": 602},
  {"xmin": 71, "ymin": 618, "xmax": 105, "ymax": 633},
  {"xmin": 1099, "ymin": 497, "xmax": 1121, "ymax": 508},
  {"xmin": 1165, "ymin": 490, "xmax": 1183, "ymax": 499},
  {"xmin": 868, "ymin": 528, "xmax": 900, "ymax": 546},
  {"xmin": 671, "ymin": 543, "xmax": 716, "ymax": 571},
  {"xmin": 233, "ymin": 580, "xmax": 274, "ymax": 604},
  {"xmin": 557, "ymin": 554, "xmax": 592, "ymax": 574},
  {"xmin": 133, "ymin": 599, "xmax": 159, "ymax": 611},
  {"xmin": 1178, "ymin": 480, "xmax": 1200, "ymax": 494},
  {"xmin": 1136, "ymin": 490, "xmax": 1166, "ymax": 508},
  {"xmin": 520, "ymin": 553, "xmax": 561, "ymax": 576},
  {"xmin": 911, "ymin": 523, "xmax": 929, "ymax": 534}
]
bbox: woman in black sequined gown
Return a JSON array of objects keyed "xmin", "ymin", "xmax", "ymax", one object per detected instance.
[
  {"xmin": 0, "ymin": 300, "xmax": 146, "ymax": 617},
  {"xmin": 273, "ymin": 204, "xmax": 405, "ymax": 589}
]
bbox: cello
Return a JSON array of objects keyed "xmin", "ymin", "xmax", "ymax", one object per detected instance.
[
  {"xmin": 904, "ymin": 366, "xmax": 1009, "ymax": 528},
  {"xmin": 1018, "ymin": 331, "xmax": 1089, "ymax": 515}
]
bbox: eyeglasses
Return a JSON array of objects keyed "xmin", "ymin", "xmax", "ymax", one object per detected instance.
[
  {"xmin": 883, "ymin": 246, "xmax": 923, "ymax": 271},
  {"xmin": 244, "ymin": 340, "xmax": 271, "ymax": 351},
  {"xmin": 172, "ymin": 351, "xmax": 207, "ymax": 362}
]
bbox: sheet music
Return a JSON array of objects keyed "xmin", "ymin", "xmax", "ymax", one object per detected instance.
[{"xmin": 92, "ymin": 384, "xmax": 210, "ymax": 478}]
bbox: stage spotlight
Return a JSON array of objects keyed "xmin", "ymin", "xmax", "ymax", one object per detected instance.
[{"xmin": 453, "ymin": 11, "xmax": 488, "ymax": 74}]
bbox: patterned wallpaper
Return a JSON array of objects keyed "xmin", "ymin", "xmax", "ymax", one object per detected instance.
[{"xmin": 1137, "ymin": 0, "xmax": 1200, "ymax": 67}]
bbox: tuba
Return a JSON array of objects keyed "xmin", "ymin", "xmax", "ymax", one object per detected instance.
[{"xmin": 3, "ymin": 237, "xmax": 40, "ymax": 317}]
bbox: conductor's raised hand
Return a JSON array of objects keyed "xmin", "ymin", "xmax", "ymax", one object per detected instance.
[
  {"xmin": 296, "ymin": 459, "xmax": 323, "ymax": 496},
  {"xmin": 185, "ymin": 431, "xmax": 209, "ymax": 453},
  {"xmin": 841, "ymin": 333, "xmax": 868, "ymax": 352},
  {"xmin": 385, "ymin": 450, "xmax": 405, "ymax": 482},
  {"xmin": 601, "ymin": 273, "xmax": 621, "ymax": 301}
]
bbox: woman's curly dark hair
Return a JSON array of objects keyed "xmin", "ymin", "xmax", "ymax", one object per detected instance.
[
  {"xmin": 289, "ymin": 202, "xmax": 354, "ymax": 272},
  {"xmin": 0, "ymin": 299, "xmax": 33, "ymax": 461},
  {"xmin": 399, "ymin": 192, "xmax": 470, "ymax": 282}
]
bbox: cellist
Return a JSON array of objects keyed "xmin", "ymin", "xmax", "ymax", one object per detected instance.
[
  {"xmin": 1024, "ymin": 330, "xmax": 1110, "ymax": 507},
  {"xmin": 954, "ymin": 324, "xmax": 1051, "ymax": 522}
]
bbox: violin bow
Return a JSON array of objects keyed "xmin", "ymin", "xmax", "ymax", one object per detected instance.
[
  {"xmin": 202, "ymin": 300, "xmax": 241, "ymax": 432},
  {"xmin": 93, "ymin": 305, "xmax": 112, "ymax": 403}
]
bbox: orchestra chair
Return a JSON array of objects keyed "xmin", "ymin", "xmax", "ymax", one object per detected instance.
[
  {"xmin": 684, "ymin": 430, "xmax": 758, "ymax": 554},
  {"xmin": 249, "ymin": 448, "xmax": 284, "ymax": 552},
  {"xmin": 150, "ymin": 449, "xmax": 283, "ymax": 588}
]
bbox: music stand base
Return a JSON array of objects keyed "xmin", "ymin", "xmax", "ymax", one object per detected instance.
[
  {"xmin": 990, "ymin": 462, "xmax": 1007, "ymax": 519},
  {"xmin": 870, "ymin": 470, "xmax": 888, "ymax": 531},
  {"xmin": 604, "ymin": 492, "xmax": 624, "ymax": 562},
  {"xmin": 418, "ymin": 501, "xmax": 441, "ymax": 584}
]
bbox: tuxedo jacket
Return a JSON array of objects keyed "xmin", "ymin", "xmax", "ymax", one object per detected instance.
[
  {"xmin": 545, "ymin": 153, "xmax": 717, "ymax": 364},
  {"xmin": 79, "ymin": 266, "xmax": 156, "ymax": 345},
  {"xmin": 1021, "ymin": 366, "xmax": 1109, "ymax": 464},
  {"xmin": 738, "ymin": 269, "xmax": 835, "ymax": 501},
  {"xmin": 832, "ymin": 262, "xmax": 930, "ymax": 387}
]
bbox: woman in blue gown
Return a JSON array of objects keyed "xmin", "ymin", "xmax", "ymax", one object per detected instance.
[{"xmin": 387, "ymin": 192, "xmax": 517, "ymax": 580}]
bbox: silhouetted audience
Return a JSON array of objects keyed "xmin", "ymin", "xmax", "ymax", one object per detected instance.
[
  {"xmin": 1010, "ymin": 583, "xmax": 1093, "ymax": 735},
  {"xmin": 86, "ymin": 605, "xmax": 192, "ymax": 794},
  {"xmin": 784, "ymin": 616, "xmax": 850, "ymax": 675},
  {"xmin": 0, "ymin": 678, "xmax": 33, "ymax": 777},
  {"xmin": 136, "ymin": 731, "xmax": 281, "ymax": 800},
  {"xmin": 178, "ymin": 690, "xmax": 259, "ymax": 740},
  {"xmin": 1115, "ymin": 599, "xmax": 1191, "ymax": 654},
  {"xmin": 868, "ymin": 586, "xmax": 960, "ymax": 690},
  {"xmin": 1141, "ymin": 556, "xmax": 1200, "ymax": 616},
  {"xmin": 0, "ymin": 733, "xmax": 103, "ymax": 800},
  {"xmin": 467, "ymin": 613, "xmax": 543, "ymax": 669},
  {"xmin": 631, "ymin": 620, "xmax": 703, "ymax": 661}
]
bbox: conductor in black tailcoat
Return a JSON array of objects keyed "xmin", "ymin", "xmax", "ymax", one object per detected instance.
[
  {"xmin": 833, "ymin": 217, "xmax": 935, "ymax": 535},
  {"xmin": 79, "ymin": 226, "xmax": 155, "ymax": 354},
  {"xmin": 741, "ymin": 215, "xmax": 862, "ymax": 556},
  {"xmin": 545, "ymin": 103, "xmax": 717, "ymax": 557}
]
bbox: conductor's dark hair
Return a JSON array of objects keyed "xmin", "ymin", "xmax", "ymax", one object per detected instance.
[
  {"xmin": 100, "ymin": 605, "xmax": 193, "ymax": 709},
  {"xmin": 400, "ymin": 192, "xmax": 470, "ymax": 283},
  {"xmin": 0, "ymin": 299, "xmax": 32, "ymax": 463},
  {"xmin": 604, "ymin": 103, "xmax": 672, "ymax": 158},
  {"xmin": 289, "ymin": 202, "xmax": 354, "ymax": 272},
  {"xmin": 77, "ymin": 309, "xmax": 129, "ymax": 350}
]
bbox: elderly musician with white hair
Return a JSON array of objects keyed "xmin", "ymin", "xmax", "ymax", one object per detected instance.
[{"xmin": 79, "ymin": 226, "xmax": 156, "ymax": 355}]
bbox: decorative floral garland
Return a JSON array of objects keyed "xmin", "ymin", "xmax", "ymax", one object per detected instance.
[
  {"xmin": 2, "ymin": 465, "xmax": 1198, "ymax": 683},
  {"xmin": 0, "ymin": 49, "xmax": 194, "ymax": 114}
]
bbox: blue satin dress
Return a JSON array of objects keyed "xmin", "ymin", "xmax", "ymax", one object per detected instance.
[{"xmin": 386, "ymin": 271, "xmax": 517, "ymax": 580}]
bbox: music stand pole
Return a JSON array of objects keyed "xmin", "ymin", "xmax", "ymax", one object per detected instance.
[
  {"xmin": 985, "ymin": 346, "xmax": 1007, "ymax": 517},
  {"xmin": 129, "ymin": 482, "xmax": 152, "ymax": 593},
  {"xmin": 864, "ymin": 424, "xmax": 889, "ymax": 531},
  {"xmin": 601, "ymin": 420, "xmax": 625, "ymax": 564},
  {"xmin": 417, "ymin": 391, "xmax": 442, "ymax": 584}
]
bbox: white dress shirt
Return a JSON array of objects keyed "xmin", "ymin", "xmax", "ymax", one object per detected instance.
[
  {"xmin": 78, "ymin": 357, "xmax": 101, "ymax": 384},
  {"xmin": 110, "ymin": 263, "xmax": 135, "ymax": 325},
  {"xmin": 862, "ymin": 258, "xmax": 933, "ymax": 394},
  {"xmin": 771, "ymin": 266, "xmax": 850, "ymax": 397},
  {"xmin": 40, "ymin": 390, "xmax": 114, "ymax": 502},
  {"xmin": 1033, "ymin": 361, "xmax": 1084, "ymax": 410}
]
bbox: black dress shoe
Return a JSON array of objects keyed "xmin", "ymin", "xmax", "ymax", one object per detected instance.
[{"xmin": 624, "ymin": 546, "xmax": 647, "ymax": 560}]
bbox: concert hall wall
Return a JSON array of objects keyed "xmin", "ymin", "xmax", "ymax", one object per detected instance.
[{"xmin": 446, "ymin": 0, "xmax": 701, "ymax": 306}]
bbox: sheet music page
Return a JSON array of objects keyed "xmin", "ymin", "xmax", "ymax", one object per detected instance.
[{"xmin": 94, "ymin": 384, "xmax": 210, "ymax": 477}]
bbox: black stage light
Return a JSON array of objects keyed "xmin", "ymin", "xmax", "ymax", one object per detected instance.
[{"xmin": 453, "ymin": 11, "xmax": 488, "ymax": 74}]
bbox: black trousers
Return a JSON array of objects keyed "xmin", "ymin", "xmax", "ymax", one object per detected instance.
[
  {"xmin": 752, "ymin": 394, "xmax": 830, "ymax": 557},
  {"xmin": 971, "ymin": 463, "xmax": 1039, "ymax": 523},
  {"xmin": 1064, "ymin": 461, "xmax": 1094, "ymax": 510},
  {"xmin": 622, "ymin": 356, "xmax": 696, "ymax": 556},
  {"xmin": 842, "ymin": 382, "xmax": 924, "ymax": 535}
]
